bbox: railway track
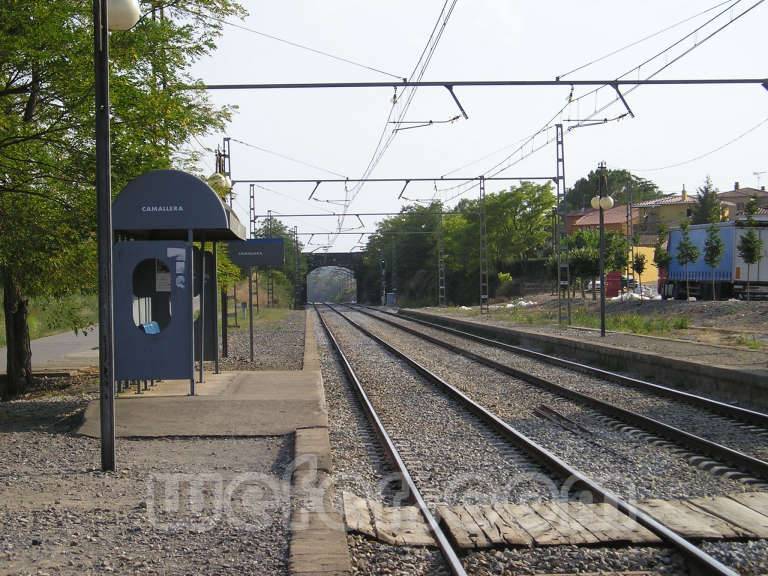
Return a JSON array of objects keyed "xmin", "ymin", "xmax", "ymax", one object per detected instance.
[
  {"xmin": 314, "ymin": 304, "xmax": 742, "ymax": 576},
  {"xmin": 392, "ymin": 308, "xmax": 768, "ymax": 427},
  {"xmin": 350, "ymin": 305, "xmax": 768, "ymax": 484},
  {"xmin": 381, "ymin": 308, "xmax": 768, "ymax": 427}
]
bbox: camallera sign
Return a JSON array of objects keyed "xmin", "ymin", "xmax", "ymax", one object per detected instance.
[{"xmin": 227, "ymin": 238, "xmax": 285, "ymax": 267}]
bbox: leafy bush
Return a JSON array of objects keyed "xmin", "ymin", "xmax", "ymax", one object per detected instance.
[{"xmin": 496, "ymin": 272, "xmax": 518, "ymax": 299}]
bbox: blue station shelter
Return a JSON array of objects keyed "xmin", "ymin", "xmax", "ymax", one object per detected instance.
[{"xmin": 111, "ymin": 169, "xmax": 246, "ymax": 394}]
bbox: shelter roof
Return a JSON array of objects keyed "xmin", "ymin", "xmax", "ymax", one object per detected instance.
[{"xmin": 112, "ymin": 170, "xmax": 246, "ymax": 241}]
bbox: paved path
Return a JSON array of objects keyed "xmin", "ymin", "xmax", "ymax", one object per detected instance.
[{"xmin": 0, "ymin": 327, "xmax": 99, "ymax": 372}]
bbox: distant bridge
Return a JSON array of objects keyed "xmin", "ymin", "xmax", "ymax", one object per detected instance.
[{"xmin": 305, "ymin": 252, "xmax": 364, "ymax": 272}]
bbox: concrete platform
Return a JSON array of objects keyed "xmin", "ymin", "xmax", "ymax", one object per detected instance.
[
  {"xmin": 78, "ymin": 370, "xmax": 328, "ymax": 438},
  {"xmin": 77, "ymin": 309, "xmax": 351, "ymax": 575}
]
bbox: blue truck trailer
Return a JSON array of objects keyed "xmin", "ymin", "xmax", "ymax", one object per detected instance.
[{"xmin": 666, "ymin": 221, "xmax": 768, "ymax": 299}]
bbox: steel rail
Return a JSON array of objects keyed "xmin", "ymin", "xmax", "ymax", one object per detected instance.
[
  {"xmin": 352, "ymin": 305, "xmax": 768, "ymax": 482},
  {"xmin": 392, "ymin": 308, "xmax": 768, "ymax": 429},
  {"xmin": 326, "ymin": 304, "xmax": 739, "ymax": 576},
  {"xmin": 312, "ymin": 304, "xmax": 467, "ymax": 576}
]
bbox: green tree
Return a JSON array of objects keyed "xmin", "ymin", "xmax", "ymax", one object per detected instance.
[
  {"xmin": 653, "ymin": 222, "xmax": 671, "ymax": 299},
  {"xmin": 568, "ymin": 245, "xmax": 599, "ymax": 299},
  {"xmin": 485, "ymin": 181, "xmax": 556, "ymax": 269},
  {"xmin": 566, "ymin": 169, "xmax": 661, "ymax": 212},
  {"xmin": 252, "ymin": 217, "xmax": 306, "ymax": 307},
  {"xmin": 1, "ymin": 0, "xmax": 244, "ymax": 398},
  {"xmin": 569, "ymin": 228, "xmax": 628, "ymax": 298},
  {"xmin": 441, "ymin": 208, "xmax": 476, "ymax": 305},
  {"xmin": 736, "ymin": 195, "xmax": 764, "ymax": 301},
  {"xmin": 703, "ymin": 223, "xmax": 724, "ymax": 301},
  {"xmin": 676, "ymin": 220, "xmax": 700, "ymax": 299},
  {"xmin": 605, "ymin": 231, "xmax": 629, "ymax": 274},
  {"xmin": 632, "ymin": 253, "xmax": 647, "ymax": 301},
  {"xmin": 372, "ymin": 203, "xmax": 442, "ymax": 306},
  {"xmin": 692, "ymin": 176, "xmax": 722, "ymax": 225}
]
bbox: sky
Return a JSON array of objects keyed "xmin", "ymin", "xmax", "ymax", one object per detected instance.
[{"xmin": 188, "ymin": 0, "xmax": 768, "ymax": 252}]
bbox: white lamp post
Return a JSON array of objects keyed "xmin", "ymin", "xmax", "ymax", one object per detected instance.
[
  {"xmin": 591, "ymin": 162, "xmax": 613, "ymax": 337},
  {"xmin": 208, "ymin": 172, "xmax": 233, "ymax": 195},
  {"xmin": 94, "ymin": 0, "xmax": 140, "ymax": 472}
]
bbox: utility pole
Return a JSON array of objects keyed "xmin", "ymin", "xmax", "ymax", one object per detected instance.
[
  {"xmin": 379, "ymin": 254, "xmax": 386, "ymax": 306},
  {"xmin": 293, "ymin": 226, "xmax": 301, "ymax": 309},
  {"xmin": 591, "ymin": 162, "xmax": 614, "ymax": 337},
  {"xmin": 217, "ymin": 137, "xmax": 232, "ymax": 208},
  {"xmin": 94, "ymin": 0, "xmax": 115, "ymax": 471},
  {"xmin": 599, "ymin": 165, "xmax": 607, "ymax": 337},
  {"xmin": 390, "ymin": 236, "xmax": 397, "ymax": 306},
  {"xmin": 438, "ymin": 210, "xmax": 446, "ymax": 307},
  {"xmin": 267, "ymin": 210, "xmax": 274, "ymax": 307},
  {"xmin": 479, "ymin": 176, "xmax": 489, "ymax": 314},
  {"xmin": 555, "ymin": 124, "xmax": 570, "ymax": 325},
  {"xmin": 627, "ymin": 179, "xmax": 634, "ymax": 288},
  {"xmin": 249, "ymin": 183, "xmax": 257, "ymax": 239}
]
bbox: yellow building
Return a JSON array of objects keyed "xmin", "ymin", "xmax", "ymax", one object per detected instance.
[
  {"xmin": 634, "ymin": 186, "xmax": 732, "ymax": 240},
  {"xmin": 633, "ymin": 188, "xmax": 698, "ymax": 237},
  {"xmin": 631, "ymin": 246, "xmax": 659, "ymax": 288}
]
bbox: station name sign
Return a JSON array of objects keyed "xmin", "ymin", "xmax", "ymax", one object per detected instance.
[
  {"xmin": 141, "ymin": 205, "xmax": 184, "ymax": 213},
  {"xmin": 227, "ymin": 238, "xmax": 285, "ymax": 267}
]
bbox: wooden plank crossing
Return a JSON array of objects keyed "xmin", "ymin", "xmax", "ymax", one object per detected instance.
[
  {"xmin": 633, "ymin": 498, "xmax": 748, "ymax": 540},
  {"xmin": 689, "ymin": 495, "xmax": 768, "ymax": 538},
  {"xmin": 562, "ymin": 502, "xmax": 662, "ymax": 545},
  {"xmin": 343, "ymin": 491, "xmax": 768, "ymax": 549},
  {"xmin": 342, "ymin": 492, "xmax": 435, "ymax": 546}
]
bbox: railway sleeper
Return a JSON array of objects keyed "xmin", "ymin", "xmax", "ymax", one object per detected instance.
[{"xmin": 343, "ymin": 490, "xmax": 768, "ymax": 550}]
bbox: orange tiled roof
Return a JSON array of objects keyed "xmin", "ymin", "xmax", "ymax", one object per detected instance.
[
  {"xmin": 719, "ymin": 187, "xmax": 767, "ymax": 199},
  {"xmin": 574, "ymin": 205, "xmax": 637, "ymax": 226},
  {"xmin": 633, "ymin": 194, "xmax": 697, "ymax": 208}
]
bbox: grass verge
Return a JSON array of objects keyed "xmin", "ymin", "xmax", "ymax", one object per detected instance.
[
  {"xmin": 0, "ymin": 294, "xmax": 97, "ymax": 347},
  {"xmin": 226, "ymin": 307, "xmax": 297, "ymax": 331},
  {"xmin": 449, "ymin": 301, "xmax": 691, "ymax": 337}
]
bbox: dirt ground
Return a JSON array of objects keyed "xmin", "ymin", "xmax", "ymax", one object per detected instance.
[{"xmin": 471, "ymin": 291, "xmax": 768, "ymax": 348}]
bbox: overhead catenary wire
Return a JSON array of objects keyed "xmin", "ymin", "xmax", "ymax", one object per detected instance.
[
  {"xmin": 330, "ymin": 0, "xmax": 460, "ymax": 244},
  {"xmin": 583, "ymin": 0, "xmax": 762, "ymax": 121},
  {"xmin": 251, "ymin": 182, "xmax": 337, "ymax": 215},
  {"xmin": 229, "ymin": 137, "xmax": 348, "ymax": 178},
  {"xmin": 557, "ymin": 0, "xmax": 738, "ymax": 79},
  {"xmin": 631, "ymin": 115, "xmax": 768, "ymax": 172},
  {"xmin": 433, "ymin": 0, "xmax": 764, "ymax": 201},
  {"xmin": 196, "ymin": 0, "xmax": 762, "ymax": 251},
  {"xmin": 179, "ymin": 6, "xmax": 405, "ymax": 80}
]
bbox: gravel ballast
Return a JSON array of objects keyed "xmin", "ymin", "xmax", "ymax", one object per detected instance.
[
  {"xmin": 315, "ymin": 308, "xmax": 696, "ymax": 576},
  {"xmin": 363, "ymin": 308, "xmax": 768, "ymax": 464},
  {"xmin": 320, "ymin": 308, "xmax": 558, "ymax": 507},
  {"xmin": 219, "ymin": 310, "xmax": 305, "ymax": 371},
  {"xmin": 0, "ymin": 392, "xmax": 293, "ymax": 575},
  {"xmin": 314, "ymin": 309, "xmax": 454, "ymax": 575},
  {"xmin": 346, "ymin": 307, "xmax": 755, "ymax": 501}
]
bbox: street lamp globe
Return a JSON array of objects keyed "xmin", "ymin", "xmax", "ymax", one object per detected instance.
[
  {"xmin": 208, "ymin": 172, "xmax": 232, "ymax": 194},
  {"xmin": 590, "ymin": 196, "xmax": 600, "ymax": 210},
  {"xmin": 107, "ymin": 0, "xmax": 141, "ymax": 30},
  {"xmin": 599, "ymin": 196, "xmax": 615, "ymax": 210}
]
